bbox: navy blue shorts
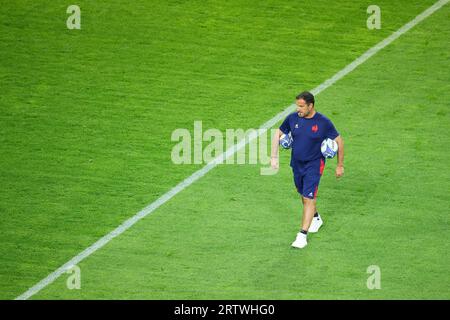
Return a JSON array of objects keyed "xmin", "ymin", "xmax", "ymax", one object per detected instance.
[{"xmin": 292, "ymin": 158, "xmax": 325, "ymax": 199}]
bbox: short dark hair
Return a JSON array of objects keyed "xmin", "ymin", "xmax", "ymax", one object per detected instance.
[{"xmin": 296, "ymin": 91, "xmax": 315, "ymax": 106}]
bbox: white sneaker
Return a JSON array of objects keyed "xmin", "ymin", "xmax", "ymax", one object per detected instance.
[
  {"xmin": 291, "ymin": 232, "xmax": 307, "ymax": 249},
  {"xmin": 308, "ymin": 214, "xmax": 323, "ymax": 233}
]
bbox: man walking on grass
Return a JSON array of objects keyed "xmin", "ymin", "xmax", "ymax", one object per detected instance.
[{"xmin": 271, "ymin": 91, "xmax": 344, "ymax": 248}]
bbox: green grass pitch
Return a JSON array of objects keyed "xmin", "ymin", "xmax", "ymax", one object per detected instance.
[{"xmin": 0, "ymin": 0, "xmax": 449, "ymax": 299}]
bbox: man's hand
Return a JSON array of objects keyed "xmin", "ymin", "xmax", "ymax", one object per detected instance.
[
  {"xmin": 335, "ymin": 165, "xmax": 344, "ymax": 178},
  {"xmin": 334, "ymin": 135, "xmax": 344, "ymax": 179},
  {"xmin": 271, "ymin": 157, "xmax": 279, "ymax": 170}
]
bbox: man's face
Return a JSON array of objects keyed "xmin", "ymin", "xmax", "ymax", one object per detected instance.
[{"xmin": 296, "ymin": 99, "xmax": 313, "ymax": 118}]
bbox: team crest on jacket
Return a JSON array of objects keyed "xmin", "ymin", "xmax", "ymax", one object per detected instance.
[{"xmin": 311, "ymin": 124, "xmax": 318, "ymax": 132}]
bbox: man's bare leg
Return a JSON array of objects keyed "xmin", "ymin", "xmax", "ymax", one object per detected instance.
[
  {"xmin": 301, "ymin": 197, "xmax": 316, "ymax": 232},
  {"xmin": 291, "ymin": 196, "xmax": 316, "ymax": 248}
]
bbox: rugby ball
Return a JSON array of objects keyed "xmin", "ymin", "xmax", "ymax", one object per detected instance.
[
  {"xmin": 280, "ymin": 132, "xmax": 293, "ymax": 149},
  {"xmin": 321, "ymin": 138, "xmax": 338, "ymax": 158}
]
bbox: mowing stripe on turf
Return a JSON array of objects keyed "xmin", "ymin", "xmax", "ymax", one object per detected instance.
[{"xmin": 15, "ymin": 0, "xmax": 449, "ymax": 300}]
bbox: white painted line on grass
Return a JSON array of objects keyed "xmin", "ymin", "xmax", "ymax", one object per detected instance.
[{"xmin": 15, "ymin": 0, "xmax": 449, "ymax": 300}]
